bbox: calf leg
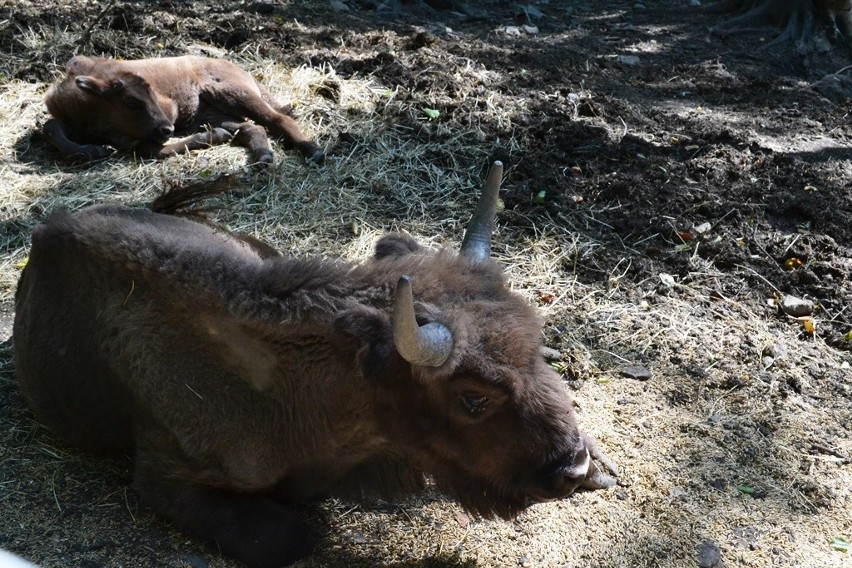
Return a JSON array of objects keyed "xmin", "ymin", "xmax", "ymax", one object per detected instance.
[
  {"xmin": 218, "ymin": 119, "xmax": 275, "ymax": 165},
  {"xmin": 149, "ymin": 127, "xmax": 234, "ymax": 158},
  {"xmin": 206, "ymin": 87, "xmax": 324, "ymax": 164},
  {"xmin": 43, "ymin": 119, "xmax": 111, "ymax": 163},
  {"xmin": 134, "ymin": 447, "xmax": 311, "ymax": 568}
]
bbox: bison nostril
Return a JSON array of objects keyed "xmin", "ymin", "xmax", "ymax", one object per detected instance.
[
  {"xmin": 536, "ymin": 447, "xmax": 591, "ymax": 499},
  {"xmin": 158, "ymin": 124, "xmax": 174, "ymax": 138}
]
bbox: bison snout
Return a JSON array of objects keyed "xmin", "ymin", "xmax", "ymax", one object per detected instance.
[
  {"xmin": 155, "ymin": 123, "xmax": 175, "ymax": 140},
  {"xmin": 535, "ymin": 445, "xmax": 618, "ymax": 501},
  {"xmin": 544, "ymin": 447, "xmax": 592, "ymax": 498}
]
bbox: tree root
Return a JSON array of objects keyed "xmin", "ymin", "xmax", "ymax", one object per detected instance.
[{"xmin": 708, "ymin": 0, "xmax": 852, "ymax": 54}]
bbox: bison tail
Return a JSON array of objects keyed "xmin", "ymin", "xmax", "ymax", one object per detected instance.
[{"xmin": 150, "ymin": 174, "xmax": 242, "ymax": 216}]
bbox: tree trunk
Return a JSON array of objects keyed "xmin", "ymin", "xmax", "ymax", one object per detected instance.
[{"xmin": 708, "ymin": 0, "xmax": 852, "ymax": 53}]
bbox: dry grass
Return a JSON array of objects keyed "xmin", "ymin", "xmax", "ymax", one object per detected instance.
[{"xmin": 1, "ymin": 8, "xmax": 851, "ymax": 568}]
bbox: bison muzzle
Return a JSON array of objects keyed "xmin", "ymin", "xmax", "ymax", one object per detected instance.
[
  {"xmin": 14, "ymin": 162, "xmax": 617, "ymax": 568},
  {"xmin": 43, "ymin": 55, "xmax": 324, "ymax": 165}
]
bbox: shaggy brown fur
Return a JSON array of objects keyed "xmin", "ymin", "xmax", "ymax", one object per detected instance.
[
  {"xmin": 43, "ymin": 55, "xmax": 323, "ymax": 165},
  {"xmin": 14, "ymin": 194, "xmax": 615, "ymax": 567}
]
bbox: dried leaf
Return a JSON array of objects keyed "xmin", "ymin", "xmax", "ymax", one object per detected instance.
[
  {"xmin": 676, "ymin": 230, "xmax": 693, "ymax": 242},
  {"xmin": 15, "ymin": 257, "xmax": 28, "ymax": 270},
  {"xmin": 784, "ymin": 257, "xmax": 803, "ymax": 270},
  {"xmin": 537, "ymin": 291, "xmax": 555, "ymax": 304},
  {"xmin": 800, "ymin": 318, "xmax": 815, "ymax": 334}
]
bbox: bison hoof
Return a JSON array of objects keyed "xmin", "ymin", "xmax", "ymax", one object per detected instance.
[
  {"xmin": 252, "ymin": 150, "xmax": 274, "ymax": 166},
  {"xmin": 297, "ymin": 142, "xmax": 325, "ymax": 165},
  {"xmin": 211, "ymin": 127, "xmax": 234, "ymax": 144},
  {"xmin": 308, "ymin": 149, "xmax": 325, "ymax": 165}
]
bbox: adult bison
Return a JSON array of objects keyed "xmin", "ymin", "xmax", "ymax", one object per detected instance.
[
  {"xmin": 43, "ymin": 55, "xmax": 324, "ymax": 165},
  {"xmin": 14, "ymin": 162, "xmax": 617, "ymax": 568}
]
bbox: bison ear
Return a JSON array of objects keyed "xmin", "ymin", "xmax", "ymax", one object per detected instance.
[
  {"xmin": 331, "ymin": 306, "xmax": 396, "ymax": 378},
  {"xmin": 75, "ymin": 76, "xmax": 108, "ymax": 95},
  {"xmin": 373, "ymin": 233, "xmax": 424, "ymax": 260},
  {"xmin": 65, "ymin": 55, "xmax": 95, "ymax": 75}
]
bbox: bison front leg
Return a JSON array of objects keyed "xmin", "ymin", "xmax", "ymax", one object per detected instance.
[
  {"xmin": 43, "ymin": 118, "xmax": 111, "ymax": 163},
  {"xmin": 134, "ymin": 450, "xmax": 311, "ymax": 568}
]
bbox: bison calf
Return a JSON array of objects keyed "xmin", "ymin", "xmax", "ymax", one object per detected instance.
[
  {"xmin": 43, "ymin": 55, "xmax": 324, "ymax": 165},
  {"xmin": 14, "ymin": 162, "xmax": 616, "ymax": 568}
]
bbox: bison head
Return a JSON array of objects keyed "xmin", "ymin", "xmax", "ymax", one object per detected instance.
[
  {"xmin": 335, "ymin": 162, "xmax": 617, "ymax": 519},
  {"xmin": 57, "ymin": 55, "xmax": 175, "ymax": 149}
]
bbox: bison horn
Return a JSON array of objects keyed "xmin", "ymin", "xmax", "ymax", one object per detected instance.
[
  {"xmin": 392, "ymin": 275, "xmax": 453, "ymax": 367},
  {"xmin": 460, "ymin": 160, "xmax": 503, "ymax": 262}
]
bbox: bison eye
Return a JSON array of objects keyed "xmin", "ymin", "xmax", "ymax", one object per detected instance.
[
  {"xmin": 461, "ymin": 394, "xmax": 489, "ymax": 416},
  {"xmin": 124, "ymin": 97, "xmax": 143, "ymax": 110}
]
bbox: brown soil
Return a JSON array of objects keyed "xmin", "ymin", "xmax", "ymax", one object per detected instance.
[{"xmin": 0, "ymin": 1, "xmax": 850, "ymax": 567}]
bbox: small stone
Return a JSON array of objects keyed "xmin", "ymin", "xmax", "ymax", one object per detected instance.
[
  {"xmin": 541, "ymin": 346, "xmax": 563, "ymax": 360},
  {"xmin": 633, "ymin": 2, "xmax": 647, "ymax": 11},
  {"xmin": 694, "ymin": 221, "xmax": 712, "ymax": 234},
  {"xmin": 620, "ymin": 365, "xmax": 652, "ymax": 381},
  {"xmin": 669, "ymin": 486, "xmax": 687, "ymax": 500},
  {"xmin": 812, "ymin": 73, "xmax": 852, "ymax": 103},
  {"xmin": 617, "ymin": 54, "xmax": 641, "ymax": 66},
  {"xmin": 177, "ymin": 553, "xmax": 209, "ymax": 568},
  {"xmin": 329, "ymin": 0, "xmax": 350, "ymax": 11},
  {"xmin": 453, "ymin": 510, "xmax": 471, "ymax": 527},
  {"xmin": 761, "ymin": 356, "xmax": 774, "ymax": 369},
  {"xmin": 780, "ymin": 294, "xmax": 813, "ymax": 317},
  {"xmin": 696, "ymin": 538, "xmax": 723, "ymax": 568}
]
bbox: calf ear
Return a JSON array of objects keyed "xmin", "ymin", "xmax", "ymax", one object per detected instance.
[
  {"xmin": 66, "ymin": 55, "xmax": 95, "ymax": 75},
  {"xmin": 75, "ymin": 76, "xmax": 108, "ymax": 95},
  {"xmin": 374, "ymin": 233, "xmax": 424, "ymax": 260},
  {"xmin": 331, "ymin": 306, "xmax": 396, "ymax": 377}
]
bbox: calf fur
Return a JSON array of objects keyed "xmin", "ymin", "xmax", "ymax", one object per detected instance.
[{"xmin": 43, "ymin": 55, "xmax": 323, "ymax": 165}]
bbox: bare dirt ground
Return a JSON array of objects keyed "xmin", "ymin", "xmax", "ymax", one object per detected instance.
[{"xmin": 0, "ymin": 1, "xmax": 850, "ymax": 567}]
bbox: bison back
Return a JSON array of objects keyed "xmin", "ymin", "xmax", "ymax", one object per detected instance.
[{"xmin": 14, "ymin": 209, "xmax": 137, "ymax": 454}]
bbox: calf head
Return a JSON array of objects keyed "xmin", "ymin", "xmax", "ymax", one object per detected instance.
[
  {"xmin": 335, "ymin": 163, "xmax": 617, "ymax": 519},
  {"xmin": 49, "ymin": 55, "xmax": 174, "ymax": 149}
]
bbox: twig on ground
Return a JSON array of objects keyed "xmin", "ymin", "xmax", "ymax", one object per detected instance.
[{"xmin": 78, "ymin": 0, "xmax": 117, "ymax": 46}]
